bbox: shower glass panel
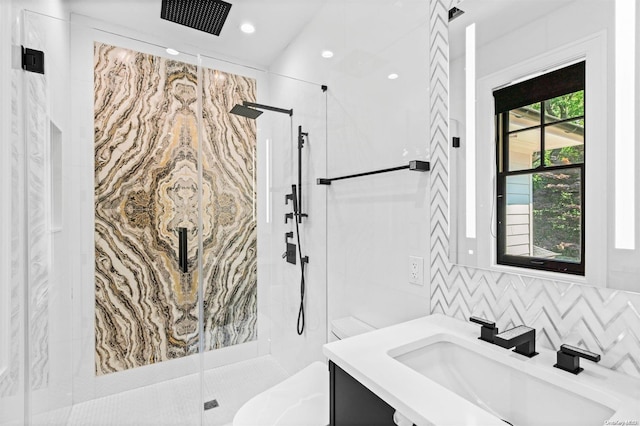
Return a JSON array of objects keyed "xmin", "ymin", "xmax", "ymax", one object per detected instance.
[
  {"xmin": 4, "ymin": 11, "xmax": 75, "ymax": 426},
  {"xmin": 256, "ymin": 71, "xmax": 329, "ymax": 373},
  {"xmin": 7, "ymin": 7, "xmax": 328, "ymax": 426},
  {"xmin": 74, "ymin": 20, "xmax": 205, "ymax": 425},
  {"xmin": 0, "ymin": 3, "xmax": 26, "ymax": 425},
  {"xmin": 11, "ymin": 11, "xmax": 206, "ymax": 425},
  {"xmin": 196, "ymin": 52, "xmax": 328, "ymax": 416}
]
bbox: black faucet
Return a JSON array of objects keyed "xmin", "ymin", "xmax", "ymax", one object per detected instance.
[
  {"xmin": 494, "ymin": 325, "xmax": 538, "ymax": 358},
  {"xmin": 553, "ymin": 344, "xmax": 601, "ymax": 374},
  {"xmin": 469, "ymin": 316, "xmax": 499, "ymax": 343}
]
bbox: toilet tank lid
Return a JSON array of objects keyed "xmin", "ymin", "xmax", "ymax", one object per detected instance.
[{"xmin": 331, "ymin": 316, "xmax": 375, "ymax": 340}]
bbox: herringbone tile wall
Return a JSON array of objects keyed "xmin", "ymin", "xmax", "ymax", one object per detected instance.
[{"xmin": 428, "ymin": 0, "xmax": 640, "ymax": 379}]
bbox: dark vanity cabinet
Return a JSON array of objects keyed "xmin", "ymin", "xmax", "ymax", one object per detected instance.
[{"xmin": 329, "ymin": 361, "xmax": 398, "ymax": 426}]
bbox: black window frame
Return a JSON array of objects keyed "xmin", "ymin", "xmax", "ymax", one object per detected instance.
[{"xmin": 494, "ymin": 61, "xmax": 585, "ymax": 276}]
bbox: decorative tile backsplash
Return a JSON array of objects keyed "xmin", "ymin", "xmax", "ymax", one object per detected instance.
[{"xmin": 428, "ymin": 0, "xmax": 640, "ymax": 379}]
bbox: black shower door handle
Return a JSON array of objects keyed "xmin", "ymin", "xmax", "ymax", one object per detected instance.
[{"xmin": 178, "ymin": 227, "xmax": 188, "ymax": 273}]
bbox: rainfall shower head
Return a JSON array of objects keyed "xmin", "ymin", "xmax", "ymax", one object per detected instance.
[
  {"xmin": 229, "ymin": 101, "xmax": 293, "ymax": 119},
  {"xmin": 230, "ymin": 104, "xmax": 264, "ymax": 119},
  {"xmin": 161, "ymin": 0, "xmax": 232, "ymax": 36}
]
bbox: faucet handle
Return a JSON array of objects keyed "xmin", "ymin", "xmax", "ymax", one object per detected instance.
[
  {"xmin": 469, "ymin": 316, "xmax": 498, "ymax": 343},
  {"xmin": 469, "ymin": 316, "xmax": 495, "ymax": 328},
  {"xmin": 285, "ymin": 192, "xmax": 294, "ymax": 205},
  {"xmin": 554, "ymin": 344, "xmax": 601, "ymax": 375}
]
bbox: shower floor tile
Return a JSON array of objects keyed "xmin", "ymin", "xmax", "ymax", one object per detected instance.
[
  {"xmin": 203, "ymin": 356, "xmax": 288, "ymax": 425},
  {"xmin": 29, "ymin": 355, "xmax": 288, "ymax": 426}
]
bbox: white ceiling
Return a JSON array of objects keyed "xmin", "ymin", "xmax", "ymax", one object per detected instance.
[{"xmin": 66, "ymin": 0, "xmax": 327, "ymax": 69}]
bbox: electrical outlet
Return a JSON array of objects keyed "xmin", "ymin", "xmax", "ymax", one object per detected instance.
[{"xmin": 408, "ymin": 256, "xmax": 423, "ymax": 285}]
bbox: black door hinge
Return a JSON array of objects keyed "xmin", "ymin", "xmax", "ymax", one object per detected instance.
[{"xmin": 22, "ymin": 46, "xmax": 44, "ymax": 74}]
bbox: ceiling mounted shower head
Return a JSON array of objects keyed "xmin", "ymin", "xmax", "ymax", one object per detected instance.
[
  {"xmin": 161, "ymin": 0, "xmax": 232, "ymax": 36},
  {"xmin": 230, "ymin": 104, "xmax": 264, "ymax": 119}
]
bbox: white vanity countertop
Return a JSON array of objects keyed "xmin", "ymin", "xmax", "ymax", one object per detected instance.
[{"xmin": 323, "ymin": 314, "xmax": 640, "ymax": 426}]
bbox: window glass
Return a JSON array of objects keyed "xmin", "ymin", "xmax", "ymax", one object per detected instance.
[
  {"xmin": 504, "ymin": 171, "xmax": 582, "ymax": 263},
  {"xmin": 531, "ymin": 169, "xmax": 582, "ymax": 263},
  {"xmin": 508, "ymin": 102, "xmax": 541, "ymax": 131},
  {"xmin": 543, "ymin": 91, "xmax": 584, "ymax": 124},
  {"xmin": 508, "ymin": 128, "xmax": 540, "ymax": 171},
  {"xmin": 495, "ymin": 61, "xmax": 585, "ymax": 275},
  {"xmin": 544, "ymin": 120, "xmax": 584, "ymax": 166}
]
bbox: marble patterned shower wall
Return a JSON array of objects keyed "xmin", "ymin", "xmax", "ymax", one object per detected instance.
[
  {"xmin": 94, "ymin": 42, "xmax": 257, "ymax": 375},
  {"xmin": 200, "ymin": 68, "xmax": 258, "ymax": 350}
]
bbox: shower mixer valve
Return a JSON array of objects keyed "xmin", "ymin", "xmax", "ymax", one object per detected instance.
[{"xmin": 284, "ymin": 232, "xmax": 296, "ymax": 264}]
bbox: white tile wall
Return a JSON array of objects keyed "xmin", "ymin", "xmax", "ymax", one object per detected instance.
[{"xmin": 269, "ymin": 0, "xmax": 433, "ymax": 334}]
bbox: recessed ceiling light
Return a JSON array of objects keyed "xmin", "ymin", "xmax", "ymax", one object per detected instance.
[
  {"xmin": 240, "ymin": 23, "xmax": 255, "ymax": 34},
  {"xmin": 321, "ymin": 50, "xmax": 334, "ymax": 59},
  {"xmin": 166, "ymin": 48, "xmax": 180, "ymax": 56},
  {"xmin": 388, "ymin": 73, "xmax": 399, "ymax": 80}
]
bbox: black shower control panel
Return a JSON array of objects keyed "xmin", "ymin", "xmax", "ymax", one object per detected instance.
[{"xmin": 286, "ymin": 243, "xmax": 297, "ymax": 265}]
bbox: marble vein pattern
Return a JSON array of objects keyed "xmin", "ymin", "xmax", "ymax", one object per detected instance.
[
  {"xmin": 428, "ymin": 0, "xmax": 640, "ymax": 379},
  {"xmin": 94, "ymin": 43, "xmax": 257, "ymax": 375},
  {"xmin": 24, "ymin": 16, "xmax": 50, "ymax": 391},
  {"xmin": 1, "ymin": 64, "xmax": 23, "ymax": 399},
  {"xmin": 26, "ymin": 62, "xmax": 50, "ymax": 392}
]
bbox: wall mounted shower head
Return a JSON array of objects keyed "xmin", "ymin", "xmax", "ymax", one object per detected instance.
[
  {"xmin": 230, "ymin": 104, "xmax": 263, "ymax": 119},
  {"xmin": 229, "ymin": 101, "xmax": 293, "ymax": 119}
]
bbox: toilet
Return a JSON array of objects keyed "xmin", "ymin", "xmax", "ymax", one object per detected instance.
[{"xmin": 232, "ymin": 316, "xmax": 375, "ymax": 426}]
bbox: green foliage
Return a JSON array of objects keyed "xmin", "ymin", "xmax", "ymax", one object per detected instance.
[
  {"xmin": 531, "ymin": 170, "xmax": 582, "ymax": 261},
  {"xmin": 530, "ymin": 90, "xmax": 584, "ymax": 121},
  {"xmin": 545, "ymin": 91, "xmax": 584, "ymax": 121},
  {"xmin": 510, "ymin": 90, "xmax": 584, "ymax": 262}
]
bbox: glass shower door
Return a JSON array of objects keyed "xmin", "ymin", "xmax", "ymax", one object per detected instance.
[
  {"xmin": 75, "ymin": 22, "xmax": 206, "ymax": 426},
  {"xmin": 13, "ymin": 10, "xmax": 208, "ymax": 426},
  {"xmin": 0, "ymin": 3, "xmax": 27, "ymax": 425},
  {"xmin": 4, "ymin": 10, "xmax": 74, "ymax": 426},
  {"xmin": 8, "ymin": 7, "xmax": 329, "ymax": 426}
]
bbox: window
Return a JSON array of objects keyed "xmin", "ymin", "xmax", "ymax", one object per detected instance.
[{"xmin": 494, "ymin": 61, "xmax": 585, "ymax": 275}]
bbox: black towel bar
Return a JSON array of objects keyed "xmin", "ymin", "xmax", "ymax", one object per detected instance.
[{"xmin": 316, "ymin": 160, "xmax": 429, "ymax": 185}]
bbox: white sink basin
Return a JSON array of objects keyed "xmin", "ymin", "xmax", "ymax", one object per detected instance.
[
  {"xmin": 324, "ymin": 315, "xmax": 640, "ymax": 426},
  {"xmin": 392, "ymin": 336, "xmax": 614, "ymax": 426}
]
